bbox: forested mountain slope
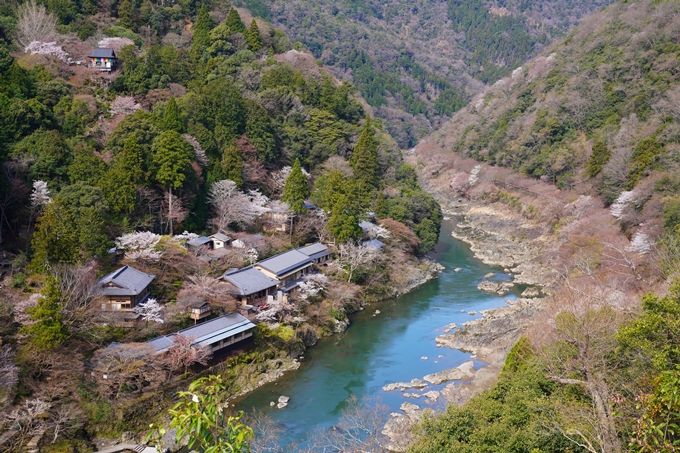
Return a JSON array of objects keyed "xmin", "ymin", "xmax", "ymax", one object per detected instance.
[
  {"xmin": 406, "ymin": 1, "xmax": 680, "ymax": 451},
  {"xmin": 238, "ymin": 0, "xmax": 614, "ymax": 147}
]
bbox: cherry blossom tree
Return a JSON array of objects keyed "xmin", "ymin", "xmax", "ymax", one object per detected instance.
[
  {"xmin": 133, "ymin": 298, "xmax": 164, "ymax": 323},
  {"xmin": 208, "ymin": 180, "xmax": 270, "ymax": 232},
  {"xmin": 182, "ymin": 134, "xmax": 209, "ymax": 167},
  {"xmin": 24, "ymin": 41, "xmax": 68, "ymax": 61},
  {"xmin": 298, "ymin": 274, "xmax": 329, "ymax": 302},
  {"xmin": 271, "ymin": 165, "xmax": 311, "ymax": 189},
  {"xmin": 256, "ymin": 297, "xmax": 295, "ymax": 323},
  {"xmin": 468, "ymin": 164, "xmax": 482, "ymax": 186},
  {"xmin": 109, "ymin": 96, "xmax": 142, "ymax": 116},
  {"xmin": 115, "ymin": 231, "xmax": 163, "ymax": 261},
  {"xmin": 628, "ymin": 231, "xmax": 654, "ymax": 255},
  {"xmin": 366, "ymin": 223, "xmax": 391, "ymax": 240},
  {"xmin": 338, "ymin": 241, "xmax": 379, "ymax": 282},
  {"xmin": 30, "ymin": 180, "xmax": 51, "ymax": 209},
  {"xmin": 610, "ymin": 190, "xmax": 635, "ymax": 220}
]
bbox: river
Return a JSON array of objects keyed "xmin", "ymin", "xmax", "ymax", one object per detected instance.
[{"xmin": 235, "ymin": 220, "xmax": 520, "ymax": 447}]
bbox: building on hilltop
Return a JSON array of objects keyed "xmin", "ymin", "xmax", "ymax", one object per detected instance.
[
  {"xmin": 97, "ymin": 265, "xmax": 155, "ymax": 311},
  {"xmin": 88, "ymin": 48, "xmax": 117, "ymax": 71}
]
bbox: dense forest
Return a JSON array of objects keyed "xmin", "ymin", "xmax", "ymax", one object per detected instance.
[
  {"xmin": 406, "ymin": 0, "xmax": 680, "ymax": 451},
  {"xmin": 243, "ymin": 0, "xmax": 614, "ymax": 147},
  {"xmin": 0, "ymin": 0, "xmax": 444, "ymax": 450}
]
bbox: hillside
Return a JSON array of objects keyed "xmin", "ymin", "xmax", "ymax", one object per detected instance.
[
  {"xmin": 405, "ymin": 0, "xmax": 680, "ymax": 451},
  {"xmin": 0, "ymin": 1, "xmax": 446, "ymax": 451},
  {"xmin": 239, "ymin": 0, "xmax": 614, "ymax": 147}
]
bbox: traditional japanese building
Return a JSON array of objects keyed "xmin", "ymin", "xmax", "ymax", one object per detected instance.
[
  {"xmin": 88, "ymin": 48, "xmax": 117, "ymax": 71},
  {"xmin": 97, "ymin": 265, "xmax": 155, "ymax": 311}
]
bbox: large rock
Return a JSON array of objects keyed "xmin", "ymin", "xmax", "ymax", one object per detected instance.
[
  {"xmin": 521, "ymin": 287, "xmax": 541, "ymax": 298},
  {"xmin": 477, "ymin": 281, "xmax": 501, "ymax": 293},
  {"xmin": 383, "ymin": 378, "xmax": 428, "ymax": 392},
  {"xmin": 423, "ymin": 361, "xmax": 475, "ymax": 384}
]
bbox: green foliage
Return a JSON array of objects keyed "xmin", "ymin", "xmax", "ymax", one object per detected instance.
[
  {"xmin": 587, "ymin": 140, "xmax": 611, "ymax": 178},
  {"xmin": 633, "ymin": 368, "xmax": 680, "ymax": 452},
  {"xmin": 190, "ymin": 4, "xmax": 213, "ymax": 59},
  {"xmin": 118, "ymin": 0, "xmax": 136, "ymax": 30},
  {"xmin": 628, "ymin": 138, "xmax": 665, "ymax": 189},
  {"xmin": 221, "ymin": 144, "xmax": 244, "ymax": 187},
  {"xmin": 30, "ymin": 199, "xmax": 81, "ymax": 270},
  {"xmin": 244, "ymin": 100, "xmax": 276, "ymax": 163},
  {"xmin": 162, "ymin": 97, "xmax": 184, "ymax": 133},
  {"xmin": 20, "ymin": 275, "xmax": 69, "ymax": 350},
  {"xmin": 618, "ymin": 279, "xmax": 680, "ymax": 372},
  {"xmin": 225, "ymin": 7, "xmax": 246, "ymax": 34},
  {"xmin": 152, "ymin": 130, "xmax": 194, "ymax": 190},
  {"xmin": 282, "ymin": 159, "xmax": 310, "ymax": 214},
  {"xmin": 350, "ymin": 118, "xmax": 379, "ymax": 187},
  {"xmin": 326, "ymin": 194, "xmax": 362, "ymax": 242},
  {"xmin": 151, "ymin": 375, "xmax": 253, "ymax": 453},
  {"xmin": 664, "ymin": 198, "xmax": 680, "ymax": 234},
  {"xmin": 246, "ymin": 19, "xmax": 262, "ymax": 52}
]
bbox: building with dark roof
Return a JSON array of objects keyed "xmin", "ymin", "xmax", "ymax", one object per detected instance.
[
  {"xmin": 97, "ymin": 265, "xmax": 155, "ymax": 311},
  {"xmin": 187, "ymin": 236, "xmax": 213, "ymax": 250},
  {"xmin": 363, "ymin": 238, "xmax": 385, "ymax": 250},
  {"xmin": 147, "ymin": 312, "xmax": 256, "ymax": 354},
  {"xmin": 297, "ymin": 242, "xmax": 333, "ymax": 264},
  {"xmin": 88, "ymin": 48, "xmax": 117, "ymax": 71},
  {"xmin": 219, "ymin": 267, "xmax": 280, "ymax": 307},
  {"xmin": 254, "ymin": 249, "xmax": 313, "ymax": 285},
  {"xmin": 209, "ymin": 233, "xmax": 231, "ymax": 249}
]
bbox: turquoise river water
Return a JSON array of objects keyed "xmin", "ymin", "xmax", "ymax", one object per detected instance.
[{"xmin": 235, "ymin": 220, "xmax": 520, "ymax": 447}]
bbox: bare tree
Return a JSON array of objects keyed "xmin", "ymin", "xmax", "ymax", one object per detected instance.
[
  {"xmin": 52, "ymin": 264, "xmax": 99, "ymax": 333},
  {"xmin": 14, "ymin": 0, "xmax": 58, "ymax": 49},
  {"xmin": 165, "ymin": 335, "xmax": 212, "ymax": 375},
  {"xmin": 0, "ymin": 346, "xmax": 19, "ymax": 407},
  {"xmin": 243, "ymin": 409, "xmax": 284, "ymax": 453},
  {"xmin": 208, "ymin": 180, "xmax": 270, "ymax": 233},
  {"xmin": 3, "ymin": 398, "xmax": 51, "ymax": 437},
  {"xmin": 300, "ymin": 396, "xmax": 390, "ymax": 453},
  {"xmin": 48, "ymin": 404, "xmax": 82, "ymax": 444},
  {"xmin": 337, "ymin": 241, "xmax": 379, "ymax": 282},
  {"xmin": 184, "ymin": 274, "xmax": 235, "ymax": 309},
  {"xmin": 93, "ymin": 343, "xmax": 158, "ymax": 398}
]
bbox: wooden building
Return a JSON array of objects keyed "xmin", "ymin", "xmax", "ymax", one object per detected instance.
[
  {"xmin": 147, "ymin": 312, "xmax": 256, "ymax": 355},
  {"xmin": 188, "ymin": 301, "xmax": 211, "ymax": 324},
  {"xmin": 297, "ymin": 242, "xmax": 333, "ymax": 264},
  {"xmin": 88, "ymin": 48, "xmax": 117, "ymax": 71},
  {"xmin": 254, "ymin": 249, "xmax": 313, "ymax": 286},
  {"xmin": 219, "ymin": 266, "xmax": 280, "ymax": 308},
  {"xmin": 97, "ymin": 265, "xmax": 155, "ymax": 311}
]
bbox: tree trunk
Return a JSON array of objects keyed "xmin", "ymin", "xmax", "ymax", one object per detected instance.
[{"xmin": 168, "ymin": 186, "xmax": 173, "ymax": 236}]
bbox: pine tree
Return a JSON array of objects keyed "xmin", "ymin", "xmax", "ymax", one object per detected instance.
[
  {"xmin": 587, "ymin": 140, "xmax": 611, "ymax": 178},
  {"xmin": 246, "ymin": 19, "xmax": 262, "ymax": 52},
  {"xmin": 282, "ymin": 159, "xmax": 311, "ymax": 214},
  {"xmin": 190, "ymin": 4, "xmax": 213, "ymax": 60},
  {"xmin": 225, "ymin": 7, "xmax": 245, "ymax": 34},
  {"xmin": 245, "ymin": 100, "xmax": 277, "ymax": 163},
  {"xmin": 221, "ymin": 143, "xmax": 244, "ymax": 187},
  {"xmin": 21, "ymin": 276, "xmax": 69, "ymax": 350},
  {"xmin": 326, "ymin": 194, "xmax": 362, "ymax": 242},
  {"xmin": 30, "ymin": 199, "xmax": 80, "ymax": 271},
  {"xmin": 162, "ymin": 97, "xmax": 184, "ymax": 132},
  {"xmin": 350, "ymin": 117, "xmax": 379, "ymax": 187},
  {"xmin": 118, "ymin": 0, "xmax": 136, "ymax": 30},
  {"xmin": 374, "ymin": 192, "xmax": 389, "ymax": 218}
]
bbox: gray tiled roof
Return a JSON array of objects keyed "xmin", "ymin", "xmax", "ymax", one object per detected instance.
[
  {"xmin": 363, "ymin": 238, "xmax": 385, "ymax": 249},
  {"xmin": 147, "ymin": 313, "xmax": 255, "ymax": 353},
  {"xmin": 88, "ymin": 48, "xmax": 116, "ymax": 58},
  {"xmin": 187, "ymin": 236, "xmax": 212, "ymax": 247},
  {"xmin": 256, "ymin": 249, "xmax": 312, "ymax": 277},
  {"xmin": 98, "ymin": 265, "xmax": 155, "ymax": 297},
  {"xmin": 210, "ymin": 232, "xmax": 231, "ymax": 242},
  {"xmin": 220, "ymin": 266, "xmax": 279, "ymax": 296},
  {"xmin": 297, "ymin": 242, "xmax": 328, "ymax": 256}
]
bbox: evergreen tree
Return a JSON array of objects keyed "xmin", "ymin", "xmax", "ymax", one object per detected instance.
[
  {"xmin": 30, "ymin": 199, "xmax": 80, "ymax": 271},
  {"xmin": 162, "ymin": 97, "xmax": 184, "ymax": 132},
  {"xmin": 326, "ymin": 194, "xmax": 362, "ymax": 242},
  {"xmin": 245, "ymin": 100, "xmax": 276, "ymax": 163},
  {"xmin": 374, "ymin": 192, "xmax": 389, "ymax": 218},
  {"xmin": 282, "ymin": 159, "xmax": 311, "ymax": 214},
  {"xmin": 587, "ymin": 140, "xmax": 611, "ymax": 178},
  {"xmin": 350, "ymin": 117, "xmax": 379, "ymax": 187},
  {"xmin": 101, "ymin": 136, "xmax": 146, "ymax": 214},
  {"xmin": 246, "ymin": 19, "xmax": 262, "ymax": 52},
  {"xmin": 118, "ymin": 0, "xmax": 136, "ymax": 30},
  {"xmin": 21, "ymin": 276, "xmax": 69, "ymax": 350},
  {"xmin": 221, "ymin": 143, "xmax": 244, "ymax": 187},
  {"xmin": 225, "ymin": 7, "xmax": 245, "ymax": 34},
  {"xmin": 190, "ymin": 4, "xmax": 213, "ymax": 60}
]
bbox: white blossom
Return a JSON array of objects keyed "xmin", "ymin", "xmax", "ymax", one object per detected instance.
[
  {"xmin": 97, "ymin": 37, "xmax": 135, "ymax": 52},
  {"xmin": 298, "ymin": 274, "xmax": 329, "ymax": 301},
  {"xmin": 271, "ymin": 166, "xmax": 311, "ymax": 188},
  {"xmin": 256, "ymin": 297, "xmax": 294, "ymax": 322},
  {"xmin": 173, "ymin": 231, "xmax": 199, "ymax": 244},
  {"xmin": 133, "ymin": 298, "xmax": 164, "ymax": 323},
  {"xmin": 367, "ymin": 223, "xmax": 391, "ymax": 239},
  {"xmin": 628, "ymin": 231, "xmax": 654, "ymax": 255},
  {"xmin": 182, "ymin": 134, "xmax": 209, "ymax": 167},
  {"xmin": 25, "ymin": 41, "xmax": 67, "ymax": 61},
  {"xmin": 231, "ymin": 239, "xmax": 245, "ymax": 249},
  {"xmin": 115, "ymin": 231, "xmax": 163, "ymax": 261},
  {"xmin": 109, "ymin": 96, "xmax": 141, "ymax": 115},
  {"xmin": 30, "ymin": 180, "xmax": 51, "ymax": 209},
  {"xmin": 208, "ymin": 180, "xmax": 270, "ymax": 232},
  {"xmin": 610, "ymin": 191, "xmax": 635, "ymax": 219},
  {"xmin": 468, "ymin": 165, "xmax": 481, "ymax": 186}
]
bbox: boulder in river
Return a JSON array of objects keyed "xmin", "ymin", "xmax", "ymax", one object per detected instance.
[
  {"xmin": 477, "ymin": 281, "xmax": 501, "ymax": 293},
  {"xmin": 521, "ymin": 287, "xmax": 541, "ymax": 298},
  {"xmin": 484, "ymin": 272, "xmax": 495, "ymax": 279},
  {"xmin": 454, "ymin": 268, "xmax": 462, "ymax": 272},
  {"xmin": 278, "ymin": 395, "xmax": 290, "ymax": 404},
  {"xmin": 423, "ymin": 361, "xmax": 475, "ymax": 384}
]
